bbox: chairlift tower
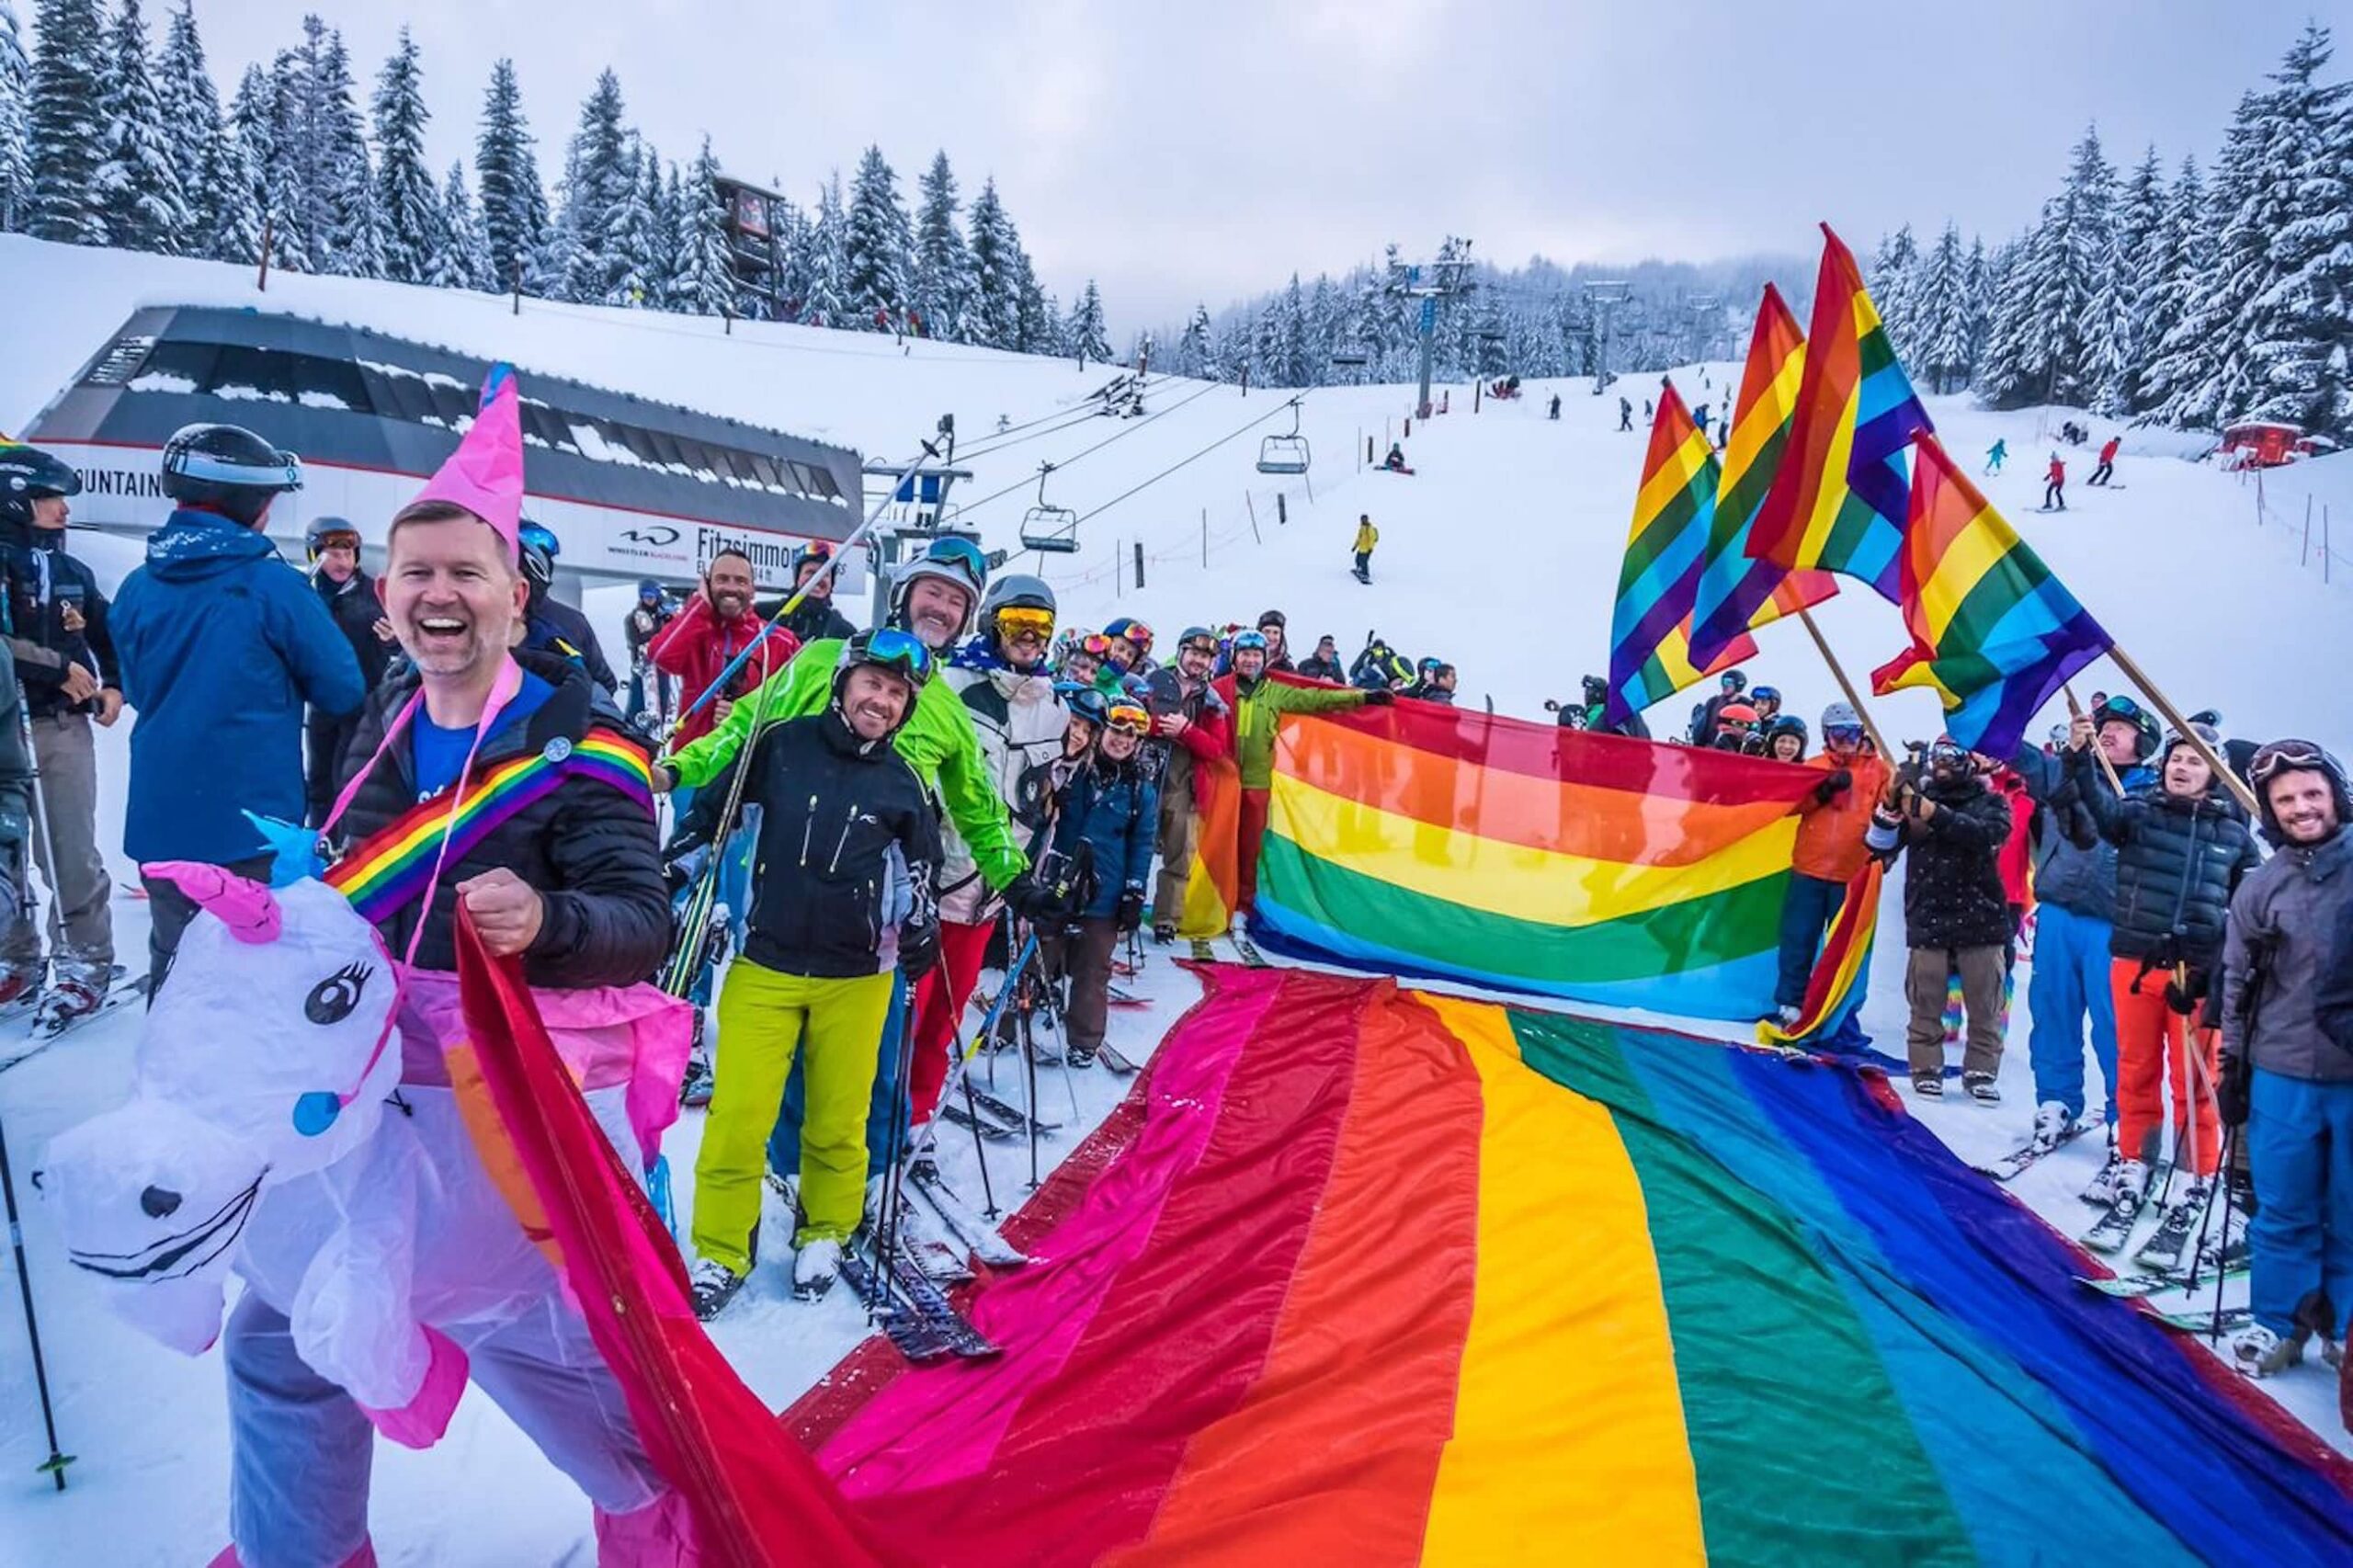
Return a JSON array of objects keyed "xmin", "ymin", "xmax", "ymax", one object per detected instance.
[
  {"xmin": 1682, "ymin": 292, "xmax": 1722, "ymax": 368},
  {"xmin": 1584, "ymin": 280, "xmax": 1631, "ymax": 395},
  {"xmin": 861, "ymin": 414, "xmax": 975, "ymax": 627},
  {"xmin": 1388, "ymin": 241, "xmax": 1475, "ymax": 420}
]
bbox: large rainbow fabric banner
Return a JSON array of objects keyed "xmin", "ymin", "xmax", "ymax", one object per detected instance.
[
  {"xmin": 1244, "ymin": 692, "xmax": 1821, "ymax": 1020},
  {"xmin": 795, "ymin": 966, "xmax": 2353, "ymax": 1564},
  {"xmin": 1745, "ymin": 223, "xmax": 1935, "ymax": 602}
]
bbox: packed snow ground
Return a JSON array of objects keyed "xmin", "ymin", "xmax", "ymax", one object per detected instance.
[{"xmin": 2, "ymin": 242, "xmax": 2349, "ymax": 1564}]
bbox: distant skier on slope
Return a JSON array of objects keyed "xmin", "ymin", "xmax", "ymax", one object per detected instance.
[
  {"xmin": 2090, "ymin": 436, "xmax": 2120, "ymax": 487},
  {"xmin": 1619, "ymin": 396, "xmax": 1634, "ymax": 431},
  {"xmin": 1352, "ymin": 514, "xmax": 1380, "ymax": 582},
  {"xmin": 2043, "ymin": 453, "xmax": 2067, "ymax": 511}
]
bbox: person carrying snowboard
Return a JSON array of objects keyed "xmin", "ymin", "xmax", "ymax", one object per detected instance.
[
  {"xmin": 1352, "ymin": 514, "xmax": 1380, "ymax": 582},
  {"xmin": 2043, "ymin": 452, "xmax": 2066, "ymax": 511},
  {"xmin": 2090, "ymin": 435, "xmax": 2120, "ymax": 487},
  {"xmin": 2068, "ymin": 717, "xmax": 2260, "ymax": 1264}
]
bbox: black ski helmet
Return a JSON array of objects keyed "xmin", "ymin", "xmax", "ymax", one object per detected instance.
[
  {"xmin": 830, "ymin": 626, "xmax": 934, "ymax": 746},
  {"xmin": 979, "ymin": 573, "xmax": 1056, "ymax": 644},
  {"xmin": 161, "ymin": 424, "xmax": 301, "ymax": 527},
  {"xmin": 517, "ymin": 519, "xmax": 560, "ymax": 589},
  {"xmin": 1719, "ymin": 668, "xmax": 1748, "ymax": 694},
  {"xmin": 0, "ymin": 441, "xmax": 81, "ymax": 526},
  {"xmin": 305, "ymin": 517, "xmax": 360, "ymax": 560},
  {"xmin": 1582, "ymin": 674, "xmax": 1608, "ymax": 706}
]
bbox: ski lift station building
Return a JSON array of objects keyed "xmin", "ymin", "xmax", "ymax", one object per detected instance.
[{"xmin": 20, "ymin": 306, "xmax": 866, "ymax": 592}]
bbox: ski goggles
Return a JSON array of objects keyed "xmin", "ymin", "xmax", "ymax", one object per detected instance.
[
  {"xmin": 1077, "ymin": 633, "xmax": 1116, "ymax": 659},
  {"xmin": 1824, "ymin": 723, "xmax": 1866, "ymax": 745},
  {"xmin": 857, "ymin": 627, "xmax": 935, "ymax": 685},
  {"xmin": 1109, "ymin": 620, "xmax": 1154, "ymax": 649},
  {"xmin": 1927, "ymin": 739, "xmax": 1972, "ymax": 769},
  {"xmin": 1177, "ymin": 634, "xmax": 1219, "ymax": 657},
  {"xmin": 1106, "ymin": 702, "xmax": 1152, "ymax": 736},
  {"xmin": 2249, "ymin": 739, "xmax": 2334, "ymax": 789},
  {"xmin": 995, "ymin": 606, "xmax": 1055, "ymax": 643},
  {"xmin": 917, "ymin": 535, "xmax": 988, "ymax": 593}
]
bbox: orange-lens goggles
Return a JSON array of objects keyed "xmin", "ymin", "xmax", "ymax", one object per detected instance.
[{"xmin": 1107, "ymin": 703, "xmax": 1152, "ymax": 734}]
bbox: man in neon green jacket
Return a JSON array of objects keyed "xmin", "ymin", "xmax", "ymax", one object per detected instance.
[{"xmin": 1211, "ymin": 629, "xmax": 1391, "ymax": 909}]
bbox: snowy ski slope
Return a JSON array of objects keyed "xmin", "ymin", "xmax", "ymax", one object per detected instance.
[{"xmin": 2, "ymin": 238, "xmax": 2348, "ymax": 1564}]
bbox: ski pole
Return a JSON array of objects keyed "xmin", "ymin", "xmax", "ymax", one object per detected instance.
[
  {"xmin": 910, "ymin": 928, "xmax": 1040, "ymax": 1166},
  {"xmin": 1, "ymin": 1106, "xmax": 72, "ymax": 1489},
  {"xmin": 13, "ymin": 677, "xmax": 63, "ymax": 963}
]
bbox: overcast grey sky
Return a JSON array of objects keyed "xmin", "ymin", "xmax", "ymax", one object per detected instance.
[{"xmin": 111, "ymin": 0, "xmax": 2323, "ymax": 329}]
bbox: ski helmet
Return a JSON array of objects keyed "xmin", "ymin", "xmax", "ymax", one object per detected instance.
[
  {"xmin": 161, "ymin": 424, "xmax": 301, "ymax": 527},
  {"xmin": 2093, "ymin": 694, "xmax": 2162, "ymax": 762},
  {"xmin": 1719, "ymin": 668, "xmax": 1748, "ymax": 694},
  {"xmin": 2158, "ymin": 722, "xmax": 2228, "ymax": 775},
  {"xmin": 830, "ymin": 626, "xmax": 934, "ymax": 743},
  {"xmin": 792, "ymin": 540, "xmax": 835, "ymax": 583},
  {"xmin": 1176, "ymin": 625, "xmax": 1218, "ymax": 658},
  {"xmin": 1581, "ymin": 674, "xmax": 1608, "ymax": 706},
  {"xmin": 2189, "ymin": 708, "xmax": 2222, "ymax": 729},
  {"xmin": 1231, "ymin": 629, "xmax": 1269, "ymax": 657},
  {"xmin": 1750, "ymin": 684, "xmax": 1782, "ymax": 708},
  {"xmin": 979, "ymin": 573, "xmax": 1057, "ymax": 643},
  {"xmin": 305, "ymin": 517, "xmax": 360, "ymax": 560},
  {"xmin": 1104, "ymin": 616, "xmax": 1153, "ymax": 651},
  {"xmin": 1417, "ymin": 656, "xmax": 1444, "ymax": 680},
  {"xmin": 1716, "ymin": 702, "xmax": 1759, "ymax": 731},
  {"xmin": 637, "ymin": 578, "xmax": 662, "ymax": 600},
  {"xmin": 891, "ymin": 535, "xmax": 986, "ymax": 634},
  {"xmin": 1062, "ymin": 685, "xmax": 1111, "ymax": 732},
  {"xmin": 0, "ymin": 441, "xmax": 81, "ymax": 526},
  {"xmin": 2247, "ymin": 739, "xmax": 2351, "ymax": 845},
  {"xmin": 1765, "ymin": 714, "xmax": 1810, "ymax": 755},
  {"xmin": 1256, "ymin": 608, "xmax": 1287, "ymax": 631}
]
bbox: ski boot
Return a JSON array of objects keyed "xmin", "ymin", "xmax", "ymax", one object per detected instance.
[
  {"xmin": 0, "ymin": 962, "xmax": 41, "ymax": 1016},
  {"xmin": 689, "ymin": 1258, "xmax": 745, "ymax": 1322},
  {"xmin": 2134, "ymin": 1180, "xmax": 2211, "ymax": 1272},
  {"xmin": 2079, "ymin": 1143, "xmax": 2126, "ymax": 1207},
  {"xmin": 31, "ymin": 974, "xmax": 105, "ymax": 1036},
  {"xmin": 792, "ymin": 1239, "xmax": 843, "ymax": 1301},
  {"xmin": 1152, "ymin": 921, "xmax": 1175, "ymax": 946},
  {"xmin": 1910, "ymin": 1073, "xmax": 1943, "ymax": 1099},
  {"xmin": 1962, "ymin": 1071, "xmax": 2001, "ymax": 1104},
  {"xmin": 2031, "ymin": 1101, "xmax": 2072, "ymax": 1152},
  {"xmin": 1067, "ymin": 1040, "xmax": 1099, "ymax": 1070},
  {"xmin": 678, "ymin": 1008, "xmax": 714, "ymax": 1108},
  {"xmin": 2082, "ymin": 1160, "xmax": 2154, "ymax": 1254},
  {"xmin": 2232, "ymin": 1323, "xmax": 2306, "ymax": 1377}
]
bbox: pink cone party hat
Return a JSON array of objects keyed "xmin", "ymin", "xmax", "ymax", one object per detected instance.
[{"xmin": 408, "ymin": 363, "xmax": 524, "ymax": 560}]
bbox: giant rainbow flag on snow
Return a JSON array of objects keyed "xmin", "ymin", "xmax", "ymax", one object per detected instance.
[
  {"xmin": 1746, "ymin": 223, "xmax": 1934, "ymax": 601},
  {"xmin": 1244, "ymin": 692, "xmax": 1820, "ymax": 1020},
  {"xmin": 796, "ymin": 967, "xmax": 2353, "ymax": 1563}
]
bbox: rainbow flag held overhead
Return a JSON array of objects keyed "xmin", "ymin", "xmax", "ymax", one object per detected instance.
[
  {"xmin": 1603, "ymin": 382, "xmax": 1754, "ymax": 728},
  {"xmin": 793, "ymin": 966, "xmax": 2353, "ymax": 1564},
  {"xmin": 1871, "ymin": 435, "xmax": 2112, "ymax": 758},
  {"xmin": 1745, "ymin": 224, "xmax": 1935, "ymax": 602},
  {"xmin": 1688, "ymin": 283, "xmax": 1840, "ymax": 668},
  {"xmin": 1242, "ymin": 692, "xmax": 1823, "ymax": 1020}
]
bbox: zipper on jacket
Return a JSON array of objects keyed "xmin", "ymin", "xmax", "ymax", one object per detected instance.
[
  {"xmin": 829, "ymin": 802, "xmax": 858, "ymax": 874},
  {"xmin": 799, "ymin": 793, "xmax": 818, "ymax": 866}
]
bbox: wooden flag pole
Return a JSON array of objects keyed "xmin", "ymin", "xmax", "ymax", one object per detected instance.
[
  {"xmin": 2063, "ymin": 685, "xmax": 2126, "ymax": 795},
  {"xmin": 1793, "ymin": 606, "xmax": 1893, "ymax": 760},
  {"xmin": 2105, "ymin": 643, "xmax": 2262, "ymax": 817}
]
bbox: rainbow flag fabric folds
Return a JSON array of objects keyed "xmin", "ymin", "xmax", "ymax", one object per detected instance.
[
  {"xmin": 1757, "ymin": 858, "xmax": 1881, "ymax": 1050},
  {"xmin": 1604, "ymin": 382, "xmax": 1754, "ymax": 728},
  {"xmin": 1244, "ymin": 696, "xmax": 1820, "ymax": 1020},
  {"xmin": 1173, "ymin": 753, "xmax": 1242, "ymax": 939},
  {"xmin": 1688, "ymin": 282, "xmax": 1839, "ymax": 668},
  {"xmin": 1870, "ymin": 436, "xmax": 2112, "ymax": 758},
  {"xmin": 796, "ymin": 967, "xmax": 2353, "ymax": 1564},
  {"xmin": 1745, "ymin": 224, "xmax": 1935, "ymax": 601}
]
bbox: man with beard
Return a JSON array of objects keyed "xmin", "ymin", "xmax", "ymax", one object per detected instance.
[{"xmin": 648, "ymin": 547, "xmax": 799, "ymax": 749}]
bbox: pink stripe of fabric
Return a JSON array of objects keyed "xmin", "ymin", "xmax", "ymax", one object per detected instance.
[{"xmin": 817, "ymin": 965, "xmax": 1289, "ymax": 1494}]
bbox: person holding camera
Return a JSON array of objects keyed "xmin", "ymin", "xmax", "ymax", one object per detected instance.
[
  {"xmin": 2069, "ymin": 717, "xmax": 2261, "ymax": 1257},
  {"xmin": 2218, "ymin": 741, "xmax": 2353, "ymax": 1375},
  {"xmin": 1865, "ymin": 737, "xmax": 2013, "ymax": 1102}
]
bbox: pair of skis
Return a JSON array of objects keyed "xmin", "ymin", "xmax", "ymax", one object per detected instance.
[
  {"xmin": 1189, "ymin": 933, "xmax": 1269, "ymax": 969},
  {"xmin": 1973, "ymin": 1114, "xmax": 2102, "ymax": 1182},
  {"xmin": 0, "ymin": 967, "xmax": 152, "ymax": 1075},
  {"xmin": 835, "ymin": 1169, "xmax": 1027, "ymax": 1363}
]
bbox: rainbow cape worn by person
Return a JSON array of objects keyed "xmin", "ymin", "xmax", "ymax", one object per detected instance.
[
  {"xmin": 792, "ymin": 966, "xmax": 2353, "ymax": 1562},
  {"xmin": 1871, "ymin": 434, "xmax": 2113, "ymax": 759},
  {"xmin": 1173, "ymin": 753, "xmax": 1242, "ymax": 939},
  {"xmin": 1756, "ymin": 858, "xmax": 1881, "ymax": 1052},
  {"xmin": 1745, "ymin": 223, "xmax": 1934, "ymax": 601},
  {"xmin": 1243, "ymin": 691, "xmax": 1823, "ymax": 1021}
]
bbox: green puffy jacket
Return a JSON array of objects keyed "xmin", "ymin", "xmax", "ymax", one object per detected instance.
[
  {"xmin": 1211, "ymin": 671, "xmax": 1369, "ymax": 790},
  {"xmin": 665, "ymin": 638, "xmax": 1029, "ymax": 891}
]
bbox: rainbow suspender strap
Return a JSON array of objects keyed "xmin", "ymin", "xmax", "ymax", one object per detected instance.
[{"xmin": 325, "ymin": 730, "xmax": 654, "ymax": 924}]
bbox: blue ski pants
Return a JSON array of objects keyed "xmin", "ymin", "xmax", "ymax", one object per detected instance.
[
  {"xmin": 2026, "ymin": 903, "xmax": 2119, "ymax": 1121},
  {"xmin": 2248, "ymin": 1069, "xmax": 2353, "ymax": 1339},
  {"xmin": 1773, "ymin": 871, "xmax": 1848, "ymax": 1010}
]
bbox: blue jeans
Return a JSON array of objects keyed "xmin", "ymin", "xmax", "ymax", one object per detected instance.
[
  {"xmin": 770, "ymin": 974, "xmax": 912, "ymax": 1185},
  {"xmin": 2025, "ymin": 903, "xmax": 2119, "ymax": 1120},
  {"xmin": 2248, "ymin": 1069, "xmax": 2353, "ymax": 1338},
  {"xmin": 1774, "ymin": 871, "xmax": 1847, "ymax": 1009}
]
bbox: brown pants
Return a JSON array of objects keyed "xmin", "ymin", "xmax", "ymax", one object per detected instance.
[
  {"xmin": 1042, "ymin": 915, "xmax": 1120, "ymax": 1052},
  {"xmin": 1151, "ymin": 766, "xmax": 1196, "ymax": 928},
  {"xmin": 1905, "ymin": 945, "xmax": 2005, "ymax": 1079}
]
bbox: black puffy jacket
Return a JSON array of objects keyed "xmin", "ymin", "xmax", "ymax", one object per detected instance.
[
  {"xmin": 2072, "ymin": 748, "xmax": 2261, "ymax": 967},
  {"xmin": 677, "ymin": 709, "xmax": 942, "ymax": 980},
  {"xmin": 0, "ymin": 521, "xmax": 118, "ymax": 720},
  {"xmin": 1871, "ymin": 773, "xmax": 2014, "ymax": 949},
  {"xmin": 313, "ymin": 567, "xmax": 396, "ymax": 694},
  {"xmin": 329, "ymin": 651, "xmax": 672, "ymax": 987}
]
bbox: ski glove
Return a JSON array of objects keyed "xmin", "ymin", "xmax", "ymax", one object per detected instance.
[
  {"xmin": 1814, "ymin": 769, "xmax": 1854, "ymax": 803},
  {"xmin": 2217, "ymin": 1049, "xmax": 2251, "ymax": 1130},
  {"xmin": 1360, "ymin": 688, "xmax": 1396, "ymax": 708},
  {"xmin": 1114, "ymin": 887, "xmax": 1145, "ymax": 934}
]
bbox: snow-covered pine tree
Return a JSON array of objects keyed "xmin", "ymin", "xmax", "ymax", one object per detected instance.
[
  {"xmin": 551, "ymin": 67, "xmax": 631, "ymax": 303},
  {"xmin": 1306, "ymin": 274, "xmax": 1344, "ymax": 384},
  {"xmin": 605, "ymin": 137, "xmax": 664, "ymax": 307},
  {"xmin": 799, "ymin": 169, "xmax": 849, "ymax": 328},
  {"xmin": 2088, "ymin": 146, "xmax": 2165, "ymax": 416},
  {"xmin": 965, "ymin": 177, "xmax": 1019, "ymax": 348},
  {"xmin": 289, "ymin": 21, "xmax": 377, "ymax": 277},
  {"xmin": 151, "ymin": 0, "xmax": 218, "ymax": 242},
  {"xmin": 1973, "ymin": 228, "xmax": 2038, "ymax": 406},
  {"xmin": 200, "ymin": 108, "xmax": 260, "ymax": 262},
  {"xmin": 1175, "ymin": 302, "xmax": 1212, "ymax": 378},
  {"xmin": 429, "ymin": 160, "xmax": 490, "ymax": 290},
  {"xmin": 1961, "ymin": 235, "xmax": 1994, "ymax": 379},
  {"xmin": 1869, "ymin": 223, "xmax": 1920, "ymax": 360},
  {"xmin": 2129, "ymin": 157, "xmax": 2202, "ymax": 418},
  {"xmin": 475, "ymin": 59, "xmax": 548, "ymax": 294},
  {"xmin": 2029, "ymin": 125, "xmax": 2115, "ymax": 405},
  {"xmin": 909, "ymin": 150, "xmax": 972, "ymax": 340},
  {"xmin": 0, "ymin": 0, "xmax": 28, "ymax": 232},
  {"xmin": 669, "ymin": 136, "xmax": 733, "ymax": 317},
  {"xmin": 225, "ymin": 62, "xmax": 292, "ymax": 267},
  {"xmin": 1013, "ymin": 248, "xmax": 1053, "ymax": 354},
  {"xmin": 28, "ymin": 0, "xmax": 108, "ymax": 243},
  {"xmin": 654, "ymin": 160, "xmax": 685, "ymax": 309},
  {"xmin": 2239, "ymin": 23, "xmax": 2352, "ymax": 435},
  {"xmin": 91, "ymin": 0, "xmax": 188, "ymax": 253},
  {"xmin": 1066, "ymin": 278, "xmax": 1111, "ymax": 364},
  {"xmin": 1913, "ymin": 222, "xmax": 1969, "ymax": 393},
  {"xmin": 2143, "ymin": 93, "xmax": 2268, "ymax": 430},
  {"xmin": 369, "ymin": 28, "xmax": 437, "ymax": 283},
  {"xmin": 843, "ymin": 143, "xmax": 911, "ymax": 331}
]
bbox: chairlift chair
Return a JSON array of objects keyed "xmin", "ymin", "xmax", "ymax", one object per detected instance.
[
  {"xmin": 1019, "ymin": 463, "xmax": 1080, "ymax": 553},
  {"xmin": 1257, "ymin": 400, "xmax": 1311, "ymax": 476}
]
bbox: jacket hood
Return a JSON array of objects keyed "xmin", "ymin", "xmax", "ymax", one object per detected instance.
[{"xmin": 144, "ymin": 508, "xmax": 279, "ymax": 580}]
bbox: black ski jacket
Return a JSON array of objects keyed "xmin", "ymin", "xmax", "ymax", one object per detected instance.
[
  {"xmin": 329, "ymin": 651, "xmax": 670, "ymax": 987},
  {"xmin": 1870, "ymin": 774, "xmax": 2014, "ymax": 949},
  {"xmin": 2072, "ymin": 749, "xmax": 2261, "ymax": 967},
  {"xmin": 757, "ymin": 594, "xmax": 858, "ymax": 646},
  {"xmin": 0, "ymin": 520, "xmax": 118, "ymax": 720},
  {"xmin": 313, "ymin": 567, "xmax": 396, "ymax": 695},
  {"xmin": 525, "ymin": 595, "xmax": 620, "ymax": 695},
  {"xmin": 678, "ymin": 709, "xmax": 942, "ymax": 980}
]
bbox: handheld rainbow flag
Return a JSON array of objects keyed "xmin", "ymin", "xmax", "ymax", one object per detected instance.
[
  {"xmin": 1603, "ymin": 383, "xmax": 1753, "ymax": 728},
  {"xmin": 1688, "ymin": 284, "xmax": 1839, "ymax": 668},
  {"xmin": 1870, "ymin": 435, "xmax": 2112, "ymax": 758},
  {"xmin": 1756, "ymin": 858, "xmax": 1881, "ymax": 1051},
  {"xmin": 1745, "ymin": 224, "xmax": 1934, "ymax": 601},
  {"xmin": 794, "ymin": 967, "xmax": 2353, "ymax": 1563}
]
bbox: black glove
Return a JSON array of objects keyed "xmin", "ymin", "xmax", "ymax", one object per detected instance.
[
  {"xmin": 900, "ymin": 924, "xmax": 940, "ymax": 980},
  {"xmin": 1813, "ymin": 768, "xmax": 1854, "ymax": 804},
  {"xmin": 1114, "ymin": 887, "xmax": 1145, "ymax": 934},
  {"xmin": 1003, "ymin": 870, "xmax": 1051, "ymax": 920},
  {"xmin": 2217, "ymin": 1049, "xmax": 2251, "ymax": 1130},
  {"xmin": 1360, "ymin": 688, "xmax": 1396, "ymax": 708}
]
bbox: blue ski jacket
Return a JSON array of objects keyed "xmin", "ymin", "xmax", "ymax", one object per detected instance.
[{"xmin": 113, "ymin": 507, "xmax": 365, "ymax": 863}]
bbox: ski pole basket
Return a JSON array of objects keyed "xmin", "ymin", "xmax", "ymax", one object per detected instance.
[
  {"xmin": 1256, "ymin": 399, "xmax": 1310, "ymax": 476},
  {"xmin": 1019, "ymin": 463, "xmax": 1080, "ymax": 554}
]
